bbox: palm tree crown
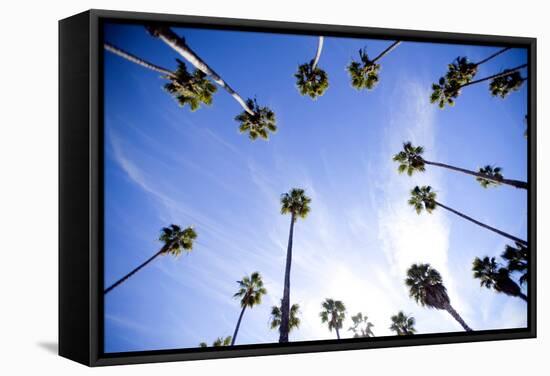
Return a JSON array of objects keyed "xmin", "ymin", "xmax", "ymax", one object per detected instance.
[
  {"xmin": 348, "ymin": 312, "xmax": 375, "ymax": 338},
  {"xmin": 501, "ymin": 243, "xmax": 528, "ymax": 286},
  {"xmin": 159, "ymin": 225, "xmax": 197, "ymax": 256},
  {"xmin": 233, "ymin": 272, "xmax": 267, "ymax": 308},
  {"xmin": 280, "ymin": 188, "xmax": 312, "ymax": 221},
  {"xmin": 164, "ymin": 59, "xmax": 217, "ymax": 111},
  {"xmin": 320, "ymin": 298, "xmax": 346, "ymax": 334},
  {"xmin": 490, "ymin": 70, "xmax": 525, "ymax": 98},
  {"xmin": 295, "ymin": 61, "xmax": 329, "ymax": 99},
  {"xmin": 472, "ymin": 256, "xmax": 526, "ymax": 300},
  {"xmin": 347, "ymin": 48, "xmax": 381, "ymax": 90},
  {"xmin": 235, "ymin": 98, "xmax": 277, "ymax": 141},
  {"xmin": 389, "ymin": 311, "xmax": 416, "ymax": 335},
  {"xmin": 199, "ymin": 336, "xmax": 232, "ymax": 347},
  {"xmin": 270, "ymin": 301, "xmax": 301, "ymax": 332},
  {"xmin": 393, "ymin": 141, "xmax": 426, "ymax": 176},
  {"xmin": 405, "ymin": 263, "xmax": 450, "ymax": 310},
  {"xmin": 408, "ymin": 186, "xmax": 437, "ymax": 214},
  {"xmin": 476, "ymin": 165, "xmax": 503, "ymax": 188},
  {"xmin": 446, "ymin": 56, "xmax": 478, "ymax": 85}
]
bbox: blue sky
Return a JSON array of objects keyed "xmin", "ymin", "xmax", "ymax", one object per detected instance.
[{"xmin": 103, "ymin": 22, "xmax": 528, "ymax": 353}]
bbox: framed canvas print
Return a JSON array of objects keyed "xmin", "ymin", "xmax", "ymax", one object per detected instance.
[{"xmin": 59, "ymin": 9, "xmax": 536, "ymax": 366}]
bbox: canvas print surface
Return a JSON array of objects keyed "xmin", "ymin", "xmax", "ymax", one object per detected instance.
[{"xmin": 102, "ymin": 21, "xmax": 529, "ymax": 354}]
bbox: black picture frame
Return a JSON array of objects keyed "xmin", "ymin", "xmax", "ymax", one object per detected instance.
[{"xmin": 59, "ymin": 8, "xmax": 537, "ymax": 367}]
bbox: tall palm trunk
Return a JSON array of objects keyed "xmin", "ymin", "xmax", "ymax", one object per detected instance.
[
  {"xmin": 372, "ymin": 41, "xmax": 401, "ymax": 63},
  {"xmin": 459, "ymin": 64, "xmax": 527, "ymax": 89},
  {"xmin": 104, "ymin": 43, "xmax": 175, "ymax": 77},
  {"xmin": 311, "ymin": 36, "xmax": 324, "ymax": 70},
  {"xmin": 434, "ymin": 201, "xmax": 527, "ymax": 246},
  {"xmin": 279, "ymin": 212, "xmax": 296, "ymax": 343},
  {"xmin": 146, "ymin": 25, "xmax": 256, "ymax": 116},
  {"xmin": 474, "ymin": 47, "xmax": 511, "ymax": 66},
  {"xmin": 231, "ymin": 304, "xmax": 247, "ymax": 346},
  {"xmin": 104, "ymin": 242, "xmax": 171, "ymax": 294},
  {"xmin": 444, "ymin": 303, "xmax": 472, "ymax": 331},
  {"xmin": 334, "ymin": 318, "xmax": 341, "ymax": 340},
  {"xmin": 423, "ymin": 159, "xmax": 528, "ymax": 189}
]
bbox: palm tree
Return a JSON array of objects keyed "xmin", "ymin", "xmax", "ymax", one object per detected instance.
[
  {"xmin": 408, "ymin": 185, "xmax": 527, "ymax": 246},
  {"xmin": 235, "ymin": 98, "xmax": 277, "ymax": 140},
  {"xmin": 501, "ymin": 242, "xmax": 528, "ymax": 286},
  {"xmin": 389, "ymin": 311, "xmax": 416, "ymax": 335},
  {"xmin": 444, "ymin": 48, "xmax": 511, "ymax": 85},
  {"xmin": 348, "ymin": 312, "xmax": 375, "ymax": 338},
  {"xmin": 476, "ymin": 166, "xmax": 504, "ymax": 188},
  {"xmin": 145, "ymin": 25, "xmax": 277, "ymax": 140},
  {"xmin": 104, "ymin": 225, "xmax": 197, "ymax": 294},
  {"xmin": 199, "ymin": 336, "xmax": 232, "ymax": 347},
  {"xmin": 393, "ymin": 142, "xmax": 527, "ymax": 189},
  {"xmin": 430, "ymin": 47, "xmax": 525, "ymax": 108},
  {"xmin": 279, "ymin": 188, "xmax": 312, "ymax": 343},
  {"xmin": 320, "ymin": 298, "xmax": 346, "ymax": 339},
  {"xmin": 295, "ymin": 36, "xmax": 329, "ymax": 99},
  {"xmin": 231, "ymin": 272, "xmax": 267, "ymax": 346},
  {"xmin": 472, "ymin": 256, "xmax": 527, "ymax": 302},
  {"xmin": 429, "ymin": 47, "xmax": 512, "ymax": 107},
  {"xmin": 490, "ymin": 70, "xmax": 527, "ymax": 98},
  {"xmin": 104, "ymin": 43, "xmax": 217, "ymax": 111},
  {"xmin": 347, "ymin": 41, "xmax": 401, "ymax": 90},
  {"xmin": 406, "ymin": 264, "xmax": 472, "ymax": 331},
  {"xmin": 270, "ymin": 300, "xmax": 301, "ymax": 334},
  {"xmin": 164, "ymin": 59, "xmax": 217, "ymax": 110}
]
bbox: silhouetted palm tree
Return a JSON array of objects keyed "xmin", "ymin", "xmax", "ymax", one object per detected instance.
[
  {"xmin": 104, "ymin": 225, "xmax": 197, "ymax": 294},
  {"xmin": 295, "ymin": 36, "xmax": 329, "ymax": 99},
  {"xmin": 145, "ymin": 25, "xmax": 277, "ymax": 139},
  {"xmin": 501, "ymin": 242, "xmax": 528, "ymax": 286},
  {"xmin": 347, "ymin": 41, "xmax": 401, "ymax": 90},
  {"xmin": 320, "ymin": 298, "xmax": 346, "ymax": 339},
  {"xmin": 389, "ymin": 311, "xmax": 416, "ymax": 335},
  {"xmin": 472, "ymin": 256, "xmax": 527, "ymax": 302},
  {"xmin": 199, "ymin": 336, "xmax": 232, "ymax": 347},
  {"xmin": 393, "ymin": 142, "xmax": 527, "ymax": 189},
  {"xmin": 279, "ymin": 188, "xmax": 312, "ymax": 343},
  {"xmin": 348, "ymin": 312, "xmax": 375, "ymax": 338},
  {"xmin": 270, "ymin": 300, "xmax": 301, "ymax": 334},
  {"xmin": 231, "ymin": 272, "xmax": 267, "ymax": 345},
  {"xmin": 406, "ymin": 264, "xmax": 472, "ymax": 331},
  {"xmin": 408, "ymin": 185, "xmax": 527, "ymax": 246},
  {"xmin": 104, "ymin": 43, "xmax": 217, "ymax": 111}
]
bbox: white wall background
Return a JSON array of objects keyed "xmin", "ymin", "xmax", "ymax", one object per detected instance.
[{"xmin": 0, "ymin": 0, "xmax": 547, "ymax": 374}]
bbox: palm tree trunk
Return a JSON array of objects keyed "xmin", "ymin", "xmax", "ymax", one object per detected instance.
[
  {"xmin": 104, "ymin": 243, "xmax": 170, "ymax": 294},
  {"xmin": 279, "ymin": 212, "xmax": 295, "ymax": 343},
  {"xmin": 145, "ymin": 25, "xmax": 256, "ymax": 116},
  {"xmin": 444, "ymin": 303, "xmax": 473, "ymax": 331},
  {"xmin": 335, "ymin": 326, "xmax": 341, "ymax": 340},
  {"xmin": 231, "ymin": 304, "xmax": 247, "ymax": 346},
  {"xmin": 459, "ymin": 64, "xmax": 527, "ymax": 89},
  {"xmin": 519, "ymin": 292, "xmax": 528, "ymax": 302},
  {"xmin": 104, "ymin": 43, "xmax": 175, "ymax": 77},
  {"xmin": 311, "ymin": 36, "xmax": 324, "ymax": 70},
  {"xmin": 372, "ymin": 41, "xmax": 401, "ymax": 63},
  {"xmin": 434, "ymin": 200, "xmax": 527, "ymax": 246},
  {"xmin": 423, "ymin": 160, "xmax": 528, "ymax": 189},
  {"xmin": 475, "ymin": 47, "xmax": 511, "ymax": 66}
]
